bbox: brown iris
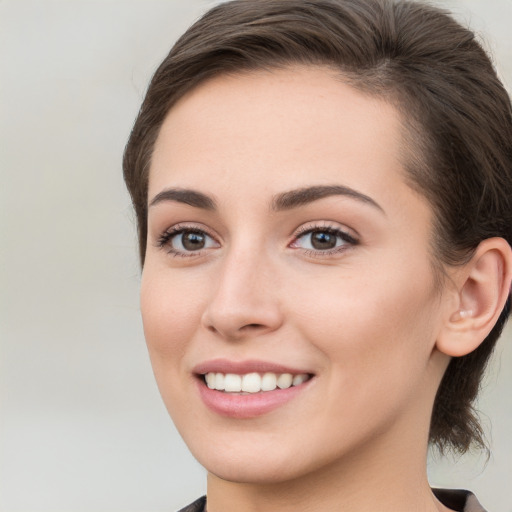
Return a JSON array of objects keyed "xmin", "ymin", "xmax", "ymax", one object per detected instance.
[
  {"xmin": 181, "ymin": 231, "xmax": 206, "ymax": 251},
  {"xmin": 310, "ymin": 231, "xmax": 337, "ymax": 250}
]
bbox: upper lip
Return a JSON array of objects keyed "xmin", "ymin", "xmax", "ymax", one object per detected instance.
[{"xmin": 193, "ymin": 359, "xmax": 313, "ymax": 376}]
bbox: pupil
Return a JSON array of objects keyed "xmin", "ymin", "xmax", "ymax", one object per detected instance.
[
  {"xmin": 182, "ymin": 232, "xmax": 205, "ymax": 250},
  {"xmin": 311, "ymin": 231, "xmax": 336, "ymax": 250}
]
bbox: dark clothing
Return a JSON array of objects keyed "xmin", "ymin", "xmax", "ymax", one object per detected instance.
[
  {"xmin": 178, "ymin": 489, "xmax": 486, "ymax": 511},
  {"xmin": 178, "ymin": 496, "xmax": 206, "ymax": 512},
  {"xmin": 433, "ymin": 489, "xmax": 487, "ymax": 512}
]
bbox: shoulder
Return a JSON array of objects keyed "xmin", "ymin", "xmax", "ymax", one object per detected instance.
[
  {"xmin": 433, "ymin": 488, "xmax": 487, "ymax": 512},
  {"xmin": 176, "ymin": 496, "xmax": 206, "ymax": 512}
]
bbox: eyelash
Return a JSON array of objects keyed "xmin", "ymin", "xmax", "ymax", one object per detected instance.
[
  {"xmin": 290, "ymin": 224, "xmax": 359, "ymax": 257},
  {"xmin": 157, "ymin": 224, "xmax": 218, "ymax": 258},
  {"xmin": 156, "ymin": 223, "xmax": 358, "ymax": 258}
]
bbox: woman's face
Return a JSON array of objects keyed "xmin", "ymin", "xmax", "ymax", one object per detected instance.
[{"xmin": 142, "ymin": 67, "xmax": 450, "ymax": 483}]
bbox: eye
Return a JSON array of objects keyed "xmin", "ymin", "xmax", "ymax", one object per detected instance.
[
  {"xmin": 291, "ymin": 225, "xmax": 357, "ymax": 254},
  {"xmin": 158, "ymin": 226, "xmax": 219, "ymax": 256}
]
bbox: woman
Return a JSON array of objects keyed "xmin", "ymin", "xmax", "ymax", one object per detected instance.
[{"xmin": 123, "ymin": 0, "xmax": 512, "ymax": 510}]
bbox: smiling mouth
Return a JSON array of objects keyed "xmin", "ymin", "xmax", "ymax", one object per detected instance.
[{"xmin": 202, "ymin": 372, "xmax": 312, "ymax": 393}]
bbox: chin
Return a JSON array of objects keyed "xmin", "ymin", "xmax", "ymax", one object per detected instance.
[
  {"xmin": 188, "ymin": 438, "xmax": 315, "ymax": 485},
  {"xmin": 206, "ymin": 461, "xmax": 308, "ymax": 485}
]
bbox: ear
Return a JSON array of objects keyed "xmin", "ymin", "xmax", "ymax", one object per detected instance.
[{"xmin": 436, "ymin": 237, "xmax": 512, "ymax": 357}]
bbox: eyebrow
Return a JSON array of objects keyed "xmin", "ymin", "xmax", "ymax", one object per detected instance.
[
  {"xmin": 272, "ymin": 185, "xmax": 384, "ymax": 213},
  {"xmin": 149, "ymin": 184, "xmax": 384, "ymax": 214},
  {"xmin": 149, "ymin": 188, "xmax": 217, "ymax": 210}
]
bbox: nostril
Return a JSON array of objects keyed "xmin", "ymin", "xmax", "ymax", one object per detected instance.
[{"xmin": 241, "ymin": 323, "xmax": 266, "ymax": 331}]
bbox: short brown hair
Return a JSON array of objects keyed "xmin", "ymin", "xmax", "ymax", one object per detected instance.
[{"xmin": 123, "ymin": 0, "xmax": 512, "ymax": 453}]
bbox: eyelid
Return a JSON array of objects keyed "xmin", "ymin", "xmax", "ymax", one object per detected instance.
[
  {"xmin": 292, "ymin": 221, "xmax": 359, "ymax": 241},
  {"xmin": 289, "ymin": 222, "xmax": 359, "ymax": 255},
  {"xmin": 155, "ymin": 220, "xmax": 358, "ymax": 259},
  {"xmin": 156, "ymin": 222, "xmax": 220, "ymax": 257}
]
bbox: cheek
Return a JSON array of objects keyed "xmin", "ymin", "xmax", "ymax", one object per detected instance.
[
  {"xmin": 288, "ymin": 260, "xmax": 439, "ymax": 394},
  {"xmin": 139, "ymin": 267, "xmax": 210, "ymax": 426},
  {"xmin": 140, "ymin": 267, "xmax": 204, "ymax": 364},
  {"xmin": 292, "ymin": 275, "xmax": 440, "ymax": 449}
]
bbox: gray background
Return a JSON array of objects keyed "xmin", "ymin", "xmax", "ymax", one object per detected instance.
[{"xmin": 1, "ymin": 1, "xmax": 511, "ymax": 511}]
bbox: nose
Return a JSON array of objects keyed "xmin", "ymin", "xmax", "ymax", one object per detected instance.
[{"xmin": 201, "ymin": 247, "xmax": 283, "ymax": 340}]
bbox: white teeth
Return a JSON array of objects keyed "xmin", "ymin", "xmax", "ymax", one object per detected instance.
[
  {"xmin": 214, "ymin": 373, "xmax": 225, "ymax": 390},
  {"xmin": 276, "ymin": 373, "xmax": 293, "ymax": 389},
  {"xmin": 261, "ymin": 372, "xmax": 277, "ymax": 391},
  {"xmin": 204, "ymin": 372, "xmax": 309, "ymax": 393},
  {"xmin": 241, "ymin": 372, "xmax": 261, "ymax": 393},
  {"xmin": 224, "ymin": 373, "xmax": 242, "ymax": 392},
  {"xmin": 205, "ymin": 373, "xmax": 216, "ymax": 389},
  {"xmin": 292, "ymin": 374, "xmax": 307, "ymax": 386}
]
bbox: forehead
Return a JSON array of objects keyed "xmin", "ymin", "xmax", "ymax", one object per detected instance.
[{"xmin": 149, "ymin": 66, "xmax": 420, "ymax": 214}]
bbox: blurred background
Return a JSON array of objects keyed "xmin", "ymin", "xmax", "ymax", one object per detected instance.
[{"xmin": 1, "ymin": 1, "xmax": 511, "ymax": 511}]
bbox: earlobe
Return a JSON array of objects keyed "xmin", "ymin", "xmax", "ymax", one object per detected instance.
[{"xmin": 437, "ymin": 237, "xmax": 512, "ymax": 358}]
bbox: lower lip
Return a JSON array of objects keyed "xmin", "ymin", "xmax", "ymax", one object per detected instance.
[{"xmin": 197, "ymin": 378, "xmax": 311, "ymax": 419}]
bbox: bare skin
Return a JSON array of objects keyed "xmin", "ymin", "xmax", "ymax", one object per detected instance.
[{"xmin": 142, "ymin": 66, "xmax": 511, "ymax": 512}]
